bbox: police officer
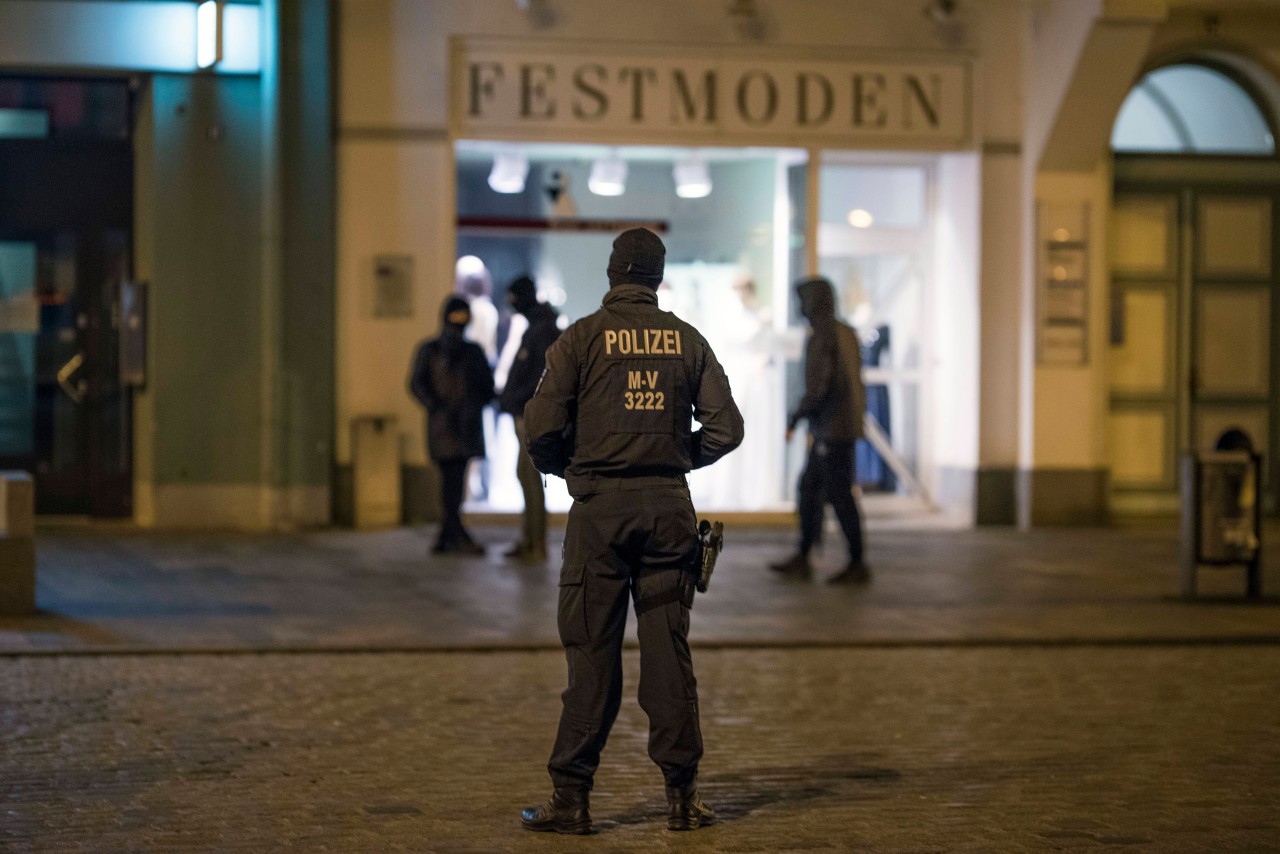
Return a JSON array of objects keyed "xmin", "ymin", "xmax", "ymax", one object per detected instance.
[
  {"xmin": 520, "ymin": 228, "xmax": 744, "ymax": 834},
  {"xmin": 770, "ymin": 275, "xmax": 870, "ymax": 583}
]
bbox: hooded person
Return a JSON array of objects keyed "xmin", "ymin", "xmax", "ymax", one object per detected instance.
[
  {"xmin": 408, "ymin": 295, "xmax": 495, "ymax": 555},
  {"xmin": 519, "ymin": 228, "xmax": 743, "ymax": 834},
  {"xmin": 498, "ymin": 275, "xmax": 561, "ymax": 562},
  {"xmin": 770, "ymin": 275, "xmax": 870, "ymax": 583}
]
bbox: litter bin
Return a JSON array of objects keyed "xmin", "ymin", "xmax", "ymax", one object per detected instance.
[
  {"xmin": 352, "ymin": 415, "xmax": 401, "ymax": 529},
  {"xmin": 1179, "ymin": 449, "xmax": 1262, "ymax": 599}
]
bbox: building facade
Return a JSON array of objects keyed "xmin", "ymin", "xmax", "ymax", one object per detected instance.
[{"xmin": 0, "ymin": 0, "xmax": 1277, "ymax": 529}]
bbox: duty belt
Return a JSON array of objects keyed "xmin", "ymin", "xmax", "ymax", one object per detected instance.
[{"xmin": 566, "ymin": 472, "xmax": 687, "ymax": 496}]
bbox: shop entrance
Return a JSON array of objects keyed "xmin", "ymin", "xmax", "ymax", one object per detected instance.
[{"xmin": 0, "ymin": 77, "xmax": 134, "ymax": 516}]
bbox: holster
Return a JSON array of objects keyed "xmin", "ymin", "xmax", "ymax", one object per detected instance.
[{"xmin": 634, "ymin": 520, "xmax": 721, "ymax": 616}]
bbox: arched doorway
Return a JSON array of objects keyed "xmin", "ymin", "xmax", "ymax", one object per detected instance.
[{"xmin": 1108, "ymin": 57, "xmax": 1280, "ymax": 515}]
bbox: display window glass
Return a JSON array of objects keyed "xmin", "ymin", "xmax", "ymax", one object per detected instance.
[{"xmin": 453, "ymin": 142, "xmax": 936, "ymax": 514}]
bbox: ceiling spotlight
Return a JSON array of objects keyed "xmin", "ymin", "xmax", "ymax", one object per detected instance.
[
  {"xmin": 848, "ymin": 209, "xmax": 874, "ymax": 228},
  {"xmin": 589, "ymin": 155, "xmax": 627, "ymax": 196},
  {"xmin": 674, "ymin": 156, "xmax": 712, "ymax": 199},
  {"xmin": 488, "ymin": 150, "xmax": 528, "ymax": 193}
]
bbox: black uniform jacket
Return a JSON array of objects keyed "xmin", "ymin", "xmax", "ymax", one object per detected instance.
[
  {"xmin": 524, "ymin": 284, "xmax": 744, "ymax": 496},
  {"xmin": 787, "ymin": 277, "xmax": 866, "ymax": 443},
  {"xmin": 499, "ymin": 302, "xmax": 561, "ymax": 417},
  {"xmin": 408, "ymin": 327, "xmax": 495, "ymax": 462}
]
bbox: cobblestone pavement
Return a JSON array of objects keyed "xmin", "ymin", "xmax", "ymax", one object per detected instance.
[
  {"xmin": 3, "ymin": 523, "xmax": 1279, "ymax": 652},
  {"xmin": 2, "ymin": 645, "xmax": 1277, "ymax": 852}
]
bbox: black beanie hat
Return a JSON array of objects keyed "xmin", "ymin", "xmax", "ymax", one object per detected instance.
[
  {"xmin": 507, "ymin": 275, "xmax": 538, "ymax": 315},
  {"xmin": 607, "ymin": 228, "xmax": 665, "ymax": 288},
  {"xmin": 507, "ymin": 275, "xmax": 536, "ymax": 303},
  {"xmin": 442, "ymin": 295, "xmax": 471, "ymax": 328}
]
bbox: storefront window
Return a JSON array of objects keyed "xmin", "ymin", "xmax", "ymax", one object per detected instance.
[
  {"xmin": 455, "ymin": 144, "xmax": 938, "ymax": 513},
  {"xmin": 455, "ymin": 142, "xmax": 803, "ymax": 512}
]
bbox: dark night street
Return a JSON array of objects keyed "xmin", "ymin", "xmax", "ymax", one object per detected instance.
[{"xmin": 3, "ymin": 524, "xmax": 1279, "ymax": 851}]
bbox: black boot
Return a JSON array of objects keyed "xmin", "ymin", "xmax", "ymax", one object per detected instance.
[
  {"xmin": 666, "ymin": 782, "xmax": 715, "ymax": 831},
  {"xmin": 520, "ymin": 788, "xmax": 591, "ymax": 835}
]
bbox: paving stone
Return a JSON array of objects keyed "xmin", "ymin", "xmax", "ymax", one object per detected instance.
[
  {"xmin": 1, "ymin": 522, "xmax": 1277, "ymax": 849},
  {"xmin": 2, "ymin": 524, "xmax": 1278, "ymax": 652},
  {"xmin": 1, "ymin": 646, "xmax": 1277, "ymax": 851}
]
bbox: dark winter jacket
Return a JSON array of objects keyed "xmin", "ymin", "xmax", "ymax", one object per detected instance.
[
  {"xmin": 787, "ymin": 277, "xmax": 865, "ymax": 443},
  {"xmin": 524, "ymin": 284, "xmax": 744, "ymax": 496},
  {"xmin": 499, "ymin": 302, "xmax": 561, "ymax": 417},
  {"xmin": 409, "ymin": 325, "xmax": 495, "ymax": 462}
]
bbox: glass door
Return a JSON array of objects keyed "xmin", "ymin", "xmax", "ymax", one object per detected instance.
[
  {"xmin": 0, "ymin": 230, "xmax": 131, "ymax": 515},
  {"xmin": 814, "ymin": 156, "xmax": 933, "ymax": 503},
  {"xmin": 0, "ymin": 75, "xmax": 134, "ymax": 516}
]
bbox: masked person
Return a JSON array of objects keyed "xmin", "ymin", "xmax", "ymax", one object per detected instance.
[
  {"xmin": 498, "ymin": 275, "xmax": 561, "ymax": 562},
  {"xmin": 520, "ymin": 228, "xmax": 744, "ymax": 835},
  {"xmin": 770, "ymin": 276, "xmax": 870, "ymax": 584},
  {"xmin": 409, "ymin": 296, "xmax": 494, "ymax": 555}
]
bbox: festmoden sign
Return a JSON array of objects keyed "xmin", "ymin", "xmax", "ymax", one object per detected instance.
[{"xmin": 453, "ymin": 39, "xmax": 971, "ymax": 149}]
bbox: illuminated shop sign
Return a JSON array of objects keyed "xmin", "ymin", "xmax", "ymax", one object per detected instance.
[{"xmin": 453, "ymin": 39, "xmax": 970, "ymax": 148}]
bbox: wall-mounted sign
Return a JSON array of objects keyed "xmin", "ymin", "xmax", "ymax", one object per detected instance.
[
  {"xmin": 453, "ymin": 38, "xmax": 971, "ymax": 149},
  {"xmin": 1037, "ymin": 202, "xmax": 1089, "ymax": 366},
  {"xmin": 373, "ymin": 255, "xmax": 414, "ymax": 319}
]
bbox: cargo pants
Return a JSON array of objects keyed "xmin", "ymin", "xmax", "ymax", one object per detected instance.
[{"xmin": 547, "ymin": 480, "xmax": 703, "ymax": 792}]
